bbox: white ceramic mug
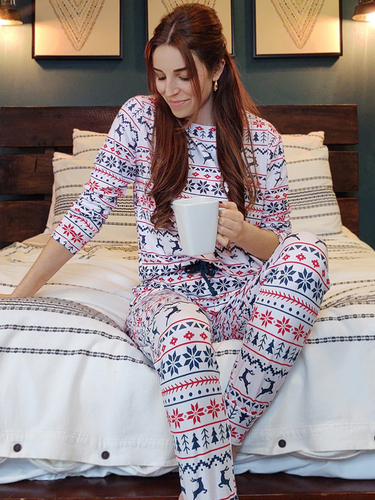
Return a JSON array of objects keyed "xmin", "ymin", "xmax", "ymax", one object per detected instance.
[{"xmin": 172, "ymin": 196, "xmax": 219, "ymax": 256}]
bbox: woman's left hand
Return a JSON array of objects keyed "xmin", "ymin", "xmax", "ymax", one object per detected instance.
[
  {"xmin": 216, "ymin": 201, "xmax": 244, "ymax": 247},
  {"xmin": 217, "ymin": 201, "xmax": 280, "ymax": 260}
]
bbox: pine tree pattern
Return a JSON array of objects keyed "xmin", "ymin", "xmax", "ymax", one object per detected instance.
[
  {"xmin": 52, "ymin": 95, "xmax": 330, "ymax": 499},
  {"xmin": 218, "ymin": 233, "xmax": 330, "ymax": 444},
  {"xmin": 52, "ymin": 95, "xmax": 290, "ymax": 308},
  {"xmin": 126, "ymin": 288, "xmax": 237, "ymax": 499}
]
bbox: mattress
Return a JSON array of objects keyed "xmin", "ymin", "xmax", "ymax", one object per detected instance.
[{"xmin": 0, "ymin": 227, "xmax": 374, "ymax": 482}]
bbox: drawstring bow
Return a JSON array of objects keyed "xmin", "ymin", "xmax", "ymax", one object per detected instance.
[{"xmin": 184, "ymin": 260, "xmax": 218, "ymax": 296}]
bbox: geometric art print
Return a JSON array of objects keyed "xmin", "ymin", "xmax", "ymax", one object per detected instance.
[
  {"xmin": 49, "ymin": 0, "xmax": 105, "ymax": 51},
  {"xmin": 271, "ymin": 0, "xmax": 326, "ymax": 49}
]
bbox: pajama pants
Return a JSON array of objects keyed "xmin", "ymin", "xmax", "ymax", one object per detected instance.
[{"xmin": 125, "ymin": 233, "xmax": 329, "ymax": 500}]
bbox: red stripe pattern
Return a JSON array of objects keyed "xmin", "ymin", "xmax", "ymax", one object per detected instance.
[{"xmin": 52, "ymin": 95, "xmax": 329, "ymax": 498}]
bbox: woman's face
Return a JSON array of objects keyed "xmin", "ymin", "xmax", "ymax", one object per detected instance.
[{"xmin": 153, "ymin": 44, "xmax": 222, "ymax": 126}]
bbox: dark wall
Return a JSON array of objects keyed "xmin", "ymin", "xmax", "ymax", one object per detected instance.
[{"xmin": 1, "ymin": 0, "xmax": 374, "ymax": 248}]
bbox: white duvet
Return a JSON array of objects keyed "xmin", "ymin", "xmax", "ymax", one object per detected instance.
[{"xmin": 0, "ymin": 228, "xmax": 375, "ymax": 482}]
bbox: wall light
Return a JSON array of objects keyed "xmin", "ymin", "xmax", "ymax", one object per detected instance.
[
  {"xmin": 353, "ymin": 0, "xmax": 375, "ymax": 25},
  {"xmin": 0, "ymin": 0, "xmax": 22, "ymax": 26}
]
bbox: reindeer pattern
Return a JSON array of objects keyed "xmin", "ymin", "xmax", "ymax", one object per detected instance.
[
  {"xmin": 191, "ymin": 477, "xmax": 208, "ymax": 499},
  {"xmin": 57, "ymin": 96, "xmax": 329, "ymax": 500}
]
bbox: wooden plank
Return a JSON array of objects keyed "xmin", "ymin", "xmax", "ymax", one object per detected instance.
[
  {"xmin": 0, "ymin": 154, "xmax": 54, "ymax": 195},
  {"xmin": 338, "ymin": 197, "xmax": 359, "ymax": 236},
  {"xmin": 258, "ymin": 104, "xmax": 358, "ymax": 145},
  {"xmin": 0, "ymin": 106, "xmax": 119, "ymax": 148},
  {"xmin": 0, "ymin": 105, "xmax": 360, "ymax": 243},
  {"xmin": 329, "ymin": 151, "xmax": 359, "ymax": 193},
  {"xmin": 1, "ymin": 105, "xmax": 358, "ymax": 148},
  {"xmin": 0, "ymin": 151, "xmax": 358, "ymax": 197},
  {"xmin": 0, "ymin": 201, "xmax": 50, "ymax": 242},
  {"xmin": 0, "ymin": 473, "xmax": 374, "ymax": 500}
]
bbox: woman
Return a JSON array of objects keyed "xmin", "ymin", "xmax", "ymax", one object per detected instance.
[{"xmin": 0, "ymin": 4, "xmax": 329, "ymax": 499}]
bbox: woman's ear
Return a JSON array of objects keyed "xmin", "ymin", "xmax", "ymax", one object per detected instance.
[{"xmin": 213, "ymin": 58, "xmax": 225, "ymax": 82}]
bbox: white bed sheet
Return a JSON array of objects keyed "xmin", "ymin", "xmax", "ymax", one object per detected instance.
[{"xmin": 0, "ymin": 228, "xmax": 374, "ymax": 482}]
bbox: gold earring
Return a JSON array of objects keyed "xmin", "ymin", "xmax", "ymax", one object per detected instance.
[{"xmin": 213, "ymin": 80, "xmax": 218, "ymax": 92}]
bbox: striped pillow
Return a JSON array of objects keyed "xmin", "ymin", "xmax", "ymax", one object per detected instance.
[
  {"xmin": 51, "ymin": 129, "xmax": 137, "ymax": 245},
  {"xmin": 282, "ymin": 131, "xmax": 342, "ymax": 237},
  {"xmin": 50, "ymin": 129, "xmax": 341, "ymax": 243}
]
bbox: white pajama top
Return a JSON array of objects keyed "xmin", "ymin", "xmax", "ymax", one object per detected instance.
[{"xmin": 52, "ymin": 95, "xmax": 291, "ymax": 302}]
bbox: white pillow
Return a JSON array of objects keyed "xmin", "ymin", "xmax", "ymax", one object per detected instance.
[
  {"xmin": 45, "ymin": 129, "xmax": 108, "ymax": 234},
  {"xmin": 72, "ymin": 128, "xmax": 107, "ymax": 157},
  {"xmin": 50, "ymin": 129, "xmax": 137, "ymax": 245},
  {"xmin": 47, "ymin": 129, "xmax": 341, "ymax": 241},
  {"xmin": 281, "ymin": 131, "xmax": 342, "ymax": 237},
  {"xmin": 282, "ymin": 131, "xmax": 324, "ymax": 159}
]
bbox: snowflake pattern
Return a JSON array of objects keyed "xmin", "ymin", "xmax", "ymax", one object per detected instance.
[
  {"xmin": 277, "ymin": 265, "xmax": 296, "ymax": 285},
  {"xmin": 275, "ymin": 316, "xmax": 292, "ymax": 336},
  {"xmin": 164, "ymin": 351, "xmax": 182, "ymax": 376},
  {"xmin": 183, "ymin": 345, "xmax": 203, "ymax": 370},
  {"xmin": 52, "ymin": 95, "xmax": 291, "ymax": 301},
  {"xmin": 296, "ymin": 268, "xmax": 314, "ymax": 292},
  {"xmin": 51, "ymin": 95, "xmax": 331, "ymax": 500},
  {"xmin": 125, "ymin": 239, "xmax": 329, "ymax": 497}
]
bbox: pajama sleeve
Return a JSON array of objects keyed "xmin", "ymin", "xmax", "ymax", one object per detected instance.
[
  {"xmin": 261, "ymin": 128, "xmax": 291, "ymax": 243},
  {"xmin": 52, "ymin": 98, "xmax": 141, "ymax": 254}
]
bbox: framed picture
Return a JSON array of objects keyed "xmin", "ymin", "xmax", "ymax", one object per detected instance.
[
  {"xmin": 253, "ymin": 0, "xmax": 342, "ymax": 58},
  {"xmin": 32, "ymin": 0, "xmax": 122, "ymax": 59},
  {"xmin": 146, "ymin": 0, "xmax": 233, "ymax": 55}
]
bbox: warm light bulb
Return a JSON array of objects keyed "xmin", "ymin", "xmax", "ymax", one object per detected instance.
[
  {"xmin": 368, "ymin": 11, "xmax": 375, "ymax": 25},
  {"xmin": 0, "ymin": 4, "xmax": 23, "ymax": 25},
  {"xmin": 0, "ymin": 18, "xmax": 22, "ymax": 25}
]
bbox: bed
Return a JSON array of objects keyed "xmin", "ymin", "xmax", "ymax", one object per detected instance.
[{"xmin": 1, "ymin": 103, "xmax": 375, "ymax": 500}]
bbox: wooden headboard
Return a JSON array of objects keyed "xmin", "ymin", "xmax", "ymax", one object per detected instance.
[{"xmin": 0, "ymin": 104, "xmax": 358, "ymax": 246}]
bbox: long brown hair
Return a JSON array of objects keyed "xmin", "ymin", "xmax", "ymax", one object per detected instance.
[{"xmin": 144, "ymin": 3, "xmax": 259, "ymax": 229}]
